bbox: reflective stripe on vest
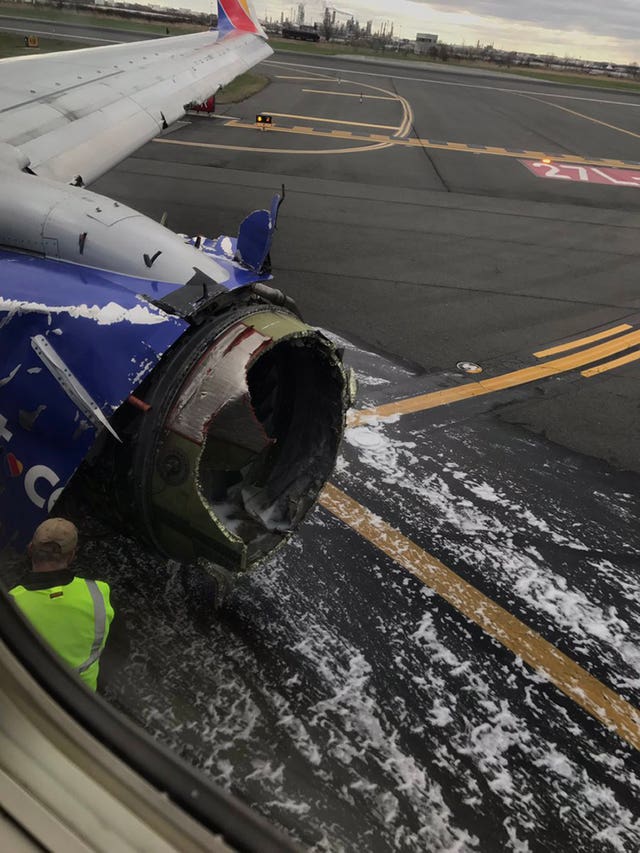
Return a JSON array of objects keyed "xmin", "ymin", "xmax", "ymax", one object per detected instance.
[{"xmin": 76, "ymin": 579, "xmax": 107, "ymax": 675}]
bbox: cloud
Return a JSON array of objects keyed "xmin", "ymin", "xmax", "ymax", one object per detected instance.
[{"xmin": 409, "ymin": 0, "xmax": 640, "ymax": 43}]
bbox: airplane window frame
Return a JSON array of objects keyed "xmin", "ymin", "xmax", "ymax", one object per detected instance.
[{"xmin": 0, "ymin": 586, "xmax": 300, "ymax": 853}]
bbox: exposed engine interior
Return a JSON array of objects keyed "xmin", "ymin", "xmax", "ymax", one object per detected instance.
[{"xmin": 73, "ymin": 300, "xmax": 349, "ymax": 572}]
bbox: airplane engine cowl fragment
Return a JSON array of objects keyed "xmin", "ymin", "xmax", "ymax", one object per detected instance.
[
  {"xmin": 0, "ymin": 251, "xmax": 188, "ymax": 550},
  {"xmin": 83, "ymin": 306, "xmax": 349, "ymax": 571}
]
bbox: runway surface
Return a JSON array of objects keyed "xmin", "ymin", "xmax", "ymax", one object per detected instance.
[
  {"xmin": 0, "ymin": 13, "xmax": 162, "ymax": 44},
  {"xmin": 8, "ymin": 33, "xmax": 640, "ymax": 851}
]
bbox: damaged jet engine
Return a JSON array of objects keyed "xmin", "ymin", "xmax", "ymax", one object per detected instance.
[{"xmin": 0, "ymin": 174, "xmax": 350, "ymax": 573}]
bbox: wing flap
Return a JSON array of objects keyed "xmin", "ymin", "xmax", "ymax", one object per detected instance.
[{"xmin": 0, "ymin": 30, "xmax": 272, "ymax": 185}]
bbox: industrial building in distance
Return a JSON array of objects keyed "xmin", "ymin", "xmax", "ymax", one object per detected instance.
[{"xmin": 9, "ymin": 0, "xmax": 640, "ymax": 79}]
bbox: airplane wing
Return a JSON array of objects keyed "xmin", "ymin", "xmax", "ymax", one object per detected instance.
[
  {"xmin": 0, "ymin": 1, "xmax": 349, "ymax": 569},
  {"xmin": 0, "ymin": 2, "xmax": 272, "ymax": 185}
]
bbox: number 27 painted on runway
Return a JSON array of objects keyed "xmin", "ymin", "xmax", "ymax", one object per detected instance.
[{"xmin": 521, "ymin": 160, "xmax": 640, "ymax": 187}]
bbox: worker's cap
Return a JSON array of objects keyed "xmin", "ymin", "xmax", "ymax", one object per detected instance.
[{"xmin": 31, "ymin": 518, "xmax": 78, "ymax": 555}]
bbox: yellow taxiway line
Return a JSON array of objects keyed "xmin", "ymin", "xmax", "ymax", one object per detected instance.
[
  {"xmin": 303, "ymin": 88, "xmax": 399, "ymax": 101},
  {"xmin": 154, "ymin": 136, "xmax": 394, "ymax": 156},
  {"xmin": 582, "ymin": 349, "xmax": 640, "ymax": 377},
  {"xmin": 534, "ymin": 324, "xmax": 633, "ymax": 358},
  {"xmin": 320, "ymin": 483, "xmax": 640, "ymax": 752},
  {"xmin": 162, "ymin": 121, "xmax": 640, "ymax": 171},
  {"xmin": 260, "ymin": 111, "xmax": 399, "ymax": 130},
  {"xmin": 350, "ymin": 327, "xmax": 640, "ymax": 425},
  {"xmin": 269, "ymin": 60, "xmax": 640, "ymax": 164},
  {"xmin": 525, "ymin": 95, "xmax": 640, "ymax": 142}
]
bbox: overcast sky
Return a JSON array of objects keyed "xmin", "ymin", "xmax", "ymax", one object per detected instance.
[
  {"xmin": 290, "ymin": 0, "xmax": 639, "ymax": 61},
  {"xmin": 171, "ymin": 1, "xmax": 640, "ymax": 63}
]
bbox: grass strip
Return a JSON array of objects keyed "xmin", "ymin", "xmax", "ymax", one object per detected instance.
[
  {"xmin": 0, "ymin": 2, "xmax": 201, "ymax": 35},
  {"xmin": 0, "ymin": 30, "xmax": 79, "ymax": 57},
  {"xmin": 216, "ymin": 72, "xmax": 269, "ymax": 104}
]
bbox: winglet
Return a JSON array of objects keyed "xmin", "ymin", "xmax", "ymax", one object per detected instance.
[
  {"xmin": 216, "ymin": 0, "xmax": 267, "ymax": 38},
  {"xmin": 235, "ymin": 191, "xmax": 284, "ymax": 273}
]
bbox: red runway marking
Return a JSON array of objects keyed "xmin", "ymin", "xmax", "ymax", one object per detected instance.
[{"xmin": 521, "ymin": 160, "xmax": 640, "ymax": 187}]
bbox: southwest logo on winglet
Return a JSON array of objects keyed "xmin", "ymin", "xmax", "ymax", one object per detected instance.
[{"xmin": 217, "ymin": 0, "xmax": 264, "ymax": 37}]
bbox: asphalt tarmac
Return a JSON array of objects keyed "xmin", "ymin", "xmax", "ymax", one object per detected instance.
[{"xmin": 7, "ymin": 32, "xmax": 640, "ymax": 851}]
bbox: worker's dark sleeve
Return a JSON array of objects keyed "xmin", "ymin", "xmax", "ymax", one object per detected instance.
[{"xmin": 98, "ymin": 585, "xmax": 130, "ymax": 693}]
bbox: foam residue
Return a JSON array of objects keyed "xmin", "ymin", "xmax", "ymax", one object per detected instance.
[
  {"xmin": 0, "ymin": 297, "xmax": 168, "ymax": 325},
  {"xmin": 341, "ymin": 417, "xmax": 640, "ymax": 688}
]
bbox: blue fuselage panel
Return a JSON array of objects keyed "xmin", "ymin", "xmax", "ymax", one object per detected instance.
[{"xmin": 0, "ymin": 251, "xmax": 189, "ymax": 549}]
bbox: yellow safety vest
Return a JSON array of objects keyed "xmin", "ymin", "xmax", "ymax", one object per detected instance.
[{"xmin": 10, "ymin": 577, "xmax": 114, "ymax": 691}]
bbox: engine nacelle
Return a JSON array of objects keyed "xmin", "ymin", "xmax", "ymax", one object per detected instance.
[{"xmin": 77, "ymin": 301, "xmax": 349, "ymax": 571}]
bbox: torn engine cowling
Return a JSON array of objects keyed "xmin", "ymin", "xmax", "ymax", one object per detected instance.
[
  {"xmin": 0, "ymin": 177, "xmax": 350, "ymax": 569},
  {"xmin": 85, "ymin": 298, "xmax": 349, "ymax": 571}
]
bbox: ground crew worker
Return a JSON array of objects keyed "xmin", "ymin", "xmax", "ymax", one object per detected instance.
[{"xmin": 10, "ymin": 518, "xmax": 114, "ymax": 692}]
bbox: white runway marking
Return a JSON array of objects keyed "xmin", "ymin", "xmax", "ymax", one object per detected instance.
[{"xmin": 266, "ymin": 59, "xmax": 640, "ymax": 109}]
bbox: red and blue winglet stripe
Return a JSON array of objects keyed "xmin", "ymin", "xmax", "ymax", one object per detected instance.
[{"xmin": 217, "ymin": 0, "xmax": 263, "ymax": 37}]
